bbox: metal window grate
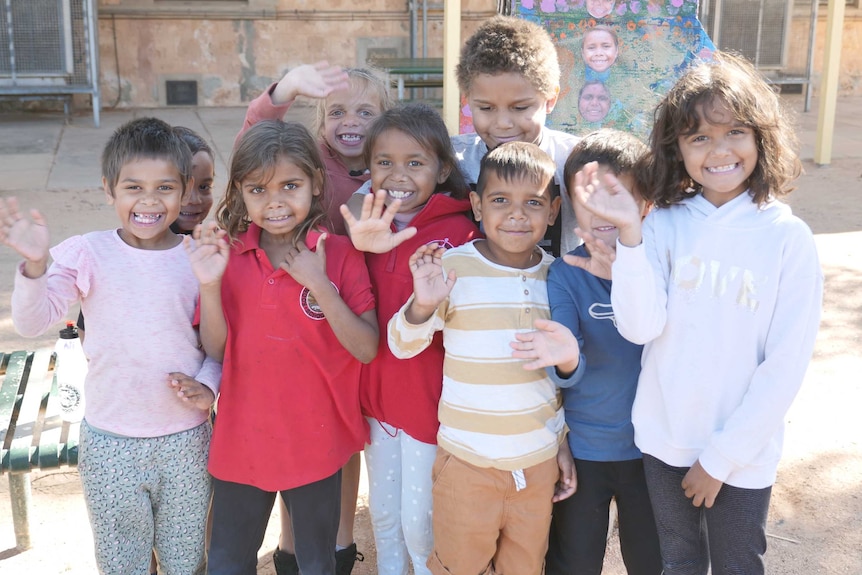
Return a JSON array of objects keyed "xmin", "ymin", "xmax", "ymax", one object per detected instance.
[{"xmin": 165, "ymin": 80, "xmax": 198, "ymax": 106}]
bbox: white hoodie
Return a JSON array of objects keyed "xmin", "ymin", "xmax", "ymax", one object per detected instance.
[{"xmin": 611, "ymin": 192, "xmax": 822, "ymax": 489}]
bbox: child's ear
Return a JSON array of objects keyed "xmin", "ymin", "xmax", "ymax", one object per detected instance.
[
  {"xmin": 544, "ymin": 87, "xmax": 561, "ymax": 114},
  {"xmin": 469, "ymin": 191, "xmax": 482, "ymax": 222},
  {"xmin": 102, "ymin": 177, "xmax": 115, "ymax": 205},
  {"xmin": 436, "ymin": 163, "xmax": 452, "ymax": 185},
  {"xmin": 313, "ymin": 169, "xmax": 324, "ymax": 197},
  {"xmin": 547, "ymin": 196, "xmax": 562, "ymax": 226}
]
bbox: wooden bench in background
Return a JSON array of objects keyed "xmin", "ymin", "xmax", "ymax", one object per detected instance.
[
  {"xmin": 0, "ymin": 349, "xmax": 79, "ymax": 550},
  {"xmin": 369, "ymin": 57, "xmax": 445, "ymax": 100}
]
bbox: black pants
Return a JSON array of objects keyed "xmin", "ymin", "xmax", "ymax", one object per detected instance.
[
  {"xmin": 207, "ymin": 470, "xmax": 341, "ymax": 575},
  {"xmin": 546, "ymin": 458, "xmax": 662, "ymax": 575}
]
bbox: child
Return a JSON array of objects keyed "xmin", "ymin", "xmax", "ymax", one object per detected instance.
[
  {"xmin": 172, "ymin": 126, "xmax": 216, "ymax": 234},
  {"xmin": 2, "ymin": 117, "xmax": 220, "ymax": 575},
  {"xmin": 453, "ymin": 16, "xmax": 580, "ymax": 256},
  {"xmin": 387, "ymin": 142, "xmax": 579, "ymax": 575},
  {"xmin": 339, "ymin": 102, "xmax": 480, "ymax": 575},
  {"xmin": 239, "ymin": 62, "xmax": 392, "ymax": 575},
  {"xmin": 572, "ymin": 52, "xmax": 823, "ymax": 574},
  {"xmin": 240, "ymin": 61, "xmax": 392, "ymax": 236},
  {"xmin": 582, "ymin": 26, "xmax": 619, "ymax": 81},
  {"xmin": 544, "ymin": 130, "xmax": 662, "ymax": 575},
  {"xmin": 186, "ymin": 120, "xmax": 378, "ymax": 575}
]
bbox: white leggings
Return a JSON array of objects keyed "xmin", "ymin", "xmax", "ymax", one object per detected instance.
[{"xmin": 364, "ymin": 418, "xmax": 435, "ymax": 575}]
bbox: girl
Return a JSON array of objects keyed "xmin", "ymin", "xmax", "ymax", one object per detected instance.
[
  {"xmin": 572, "ymin": 52, "xmax": 822, "ymax": 574},
  {"xmin": 2, "ymin": 117, "xmax": 219, "ymax": 575},
  {"xmin": 172, "ymin": 126, "xmax": 216, "ymax": 234},
  {"xmin": 240, "ymin": 61, "xmax": 393, "ymax": 236},
  {"xmin": 582, "ymin": 26, "xmax": 619, "ymax": 80},
  {"xmin": 242, "ymin": 64, "xmax": 391, "ymax": 574},
  {"xmin": 186, "ymin": 120, "xmax": 378, "ymax": 575},
  {"xmin": 340, "ymin": 103, "xmax": 481, "ymax": 575}
]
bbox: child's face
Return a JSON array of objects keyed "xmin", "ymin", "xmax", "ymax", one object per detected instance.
[
  {"xmin": 469, "ymin": 172, "xmax": 560, "ymax": 269},
  {"xmin": 582, "ymin": 30, "xmax": 618, "ymax": 73},
  {"xmin": 322, "ymin": 81, "xmax": 383, "ymax": 172},
  {"xmin": 572, "ymin": 167, "xmax": 646, "ymax": 248},
  {"xmin": 104, "ymin": 158, "xmax": 186, "ymax": 249},
  {"xmin": 369, "ymin": 128, "xmax": 449, "ymax": 215},
  {"xmin": 586, "ymin": 0, "xmax": 615, "ymax": 18},
  {"xmin": 174, "ymin": 151, "xmax": 214, "ymax": 233},
  {"xmin": 677, "ymin": 99, "xmax": 758, "ymax": 207},
  {"xmin": 466, "ymin": 72, "xmax": 558, "ymax": 150},
  {"xmin": 579, "ymin": 83, "xmax": 611, "ymax": 123},
  {"xmin": 239, "ymin": 156, "xmax": 321, "ymax": 242}
]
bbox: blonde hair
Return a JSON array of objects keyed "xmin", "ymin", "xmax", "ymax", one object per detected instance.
[{"xmin": 313, "ymin": 68, "xmax": 394, "ymax": 137}]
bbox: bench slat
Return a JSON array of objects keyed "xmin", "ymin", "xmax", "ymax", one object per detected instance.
[
  {"xmin": 10, "ymin": 351, "xmax": 54, "ymax": 473},
  {"xmin": 39, "ymin": 354, "xmax": 66, "ymax": 469},
  {"xmin": 1, "ymin": 352, "xmax": 30, "ymax": 471}
]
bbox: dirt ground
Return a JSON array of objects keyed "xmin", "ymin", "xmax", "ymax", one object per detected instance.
[{"xmin": 0, "ymin": 109, "xmax": 861, "ymax": 574}]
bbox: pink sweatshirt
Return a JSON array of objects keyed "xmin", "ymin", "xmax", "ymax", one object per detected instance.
[{"xmin": 12, "ymin": 230, "xmax": 221, "ymax": 438}]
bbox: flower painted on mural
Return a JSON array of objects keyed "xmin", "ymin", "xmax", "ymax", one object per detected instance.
[
  {"xmin": 627, "ymin": 20, "xmax": 637, "ymax": 31},
  {"xmin": 541, "ymin": 0, "xmax": 557, "ymax": 12},
  {"xmin": 629, "ymin": 0, "xmax": 642, "ymax": 14}
]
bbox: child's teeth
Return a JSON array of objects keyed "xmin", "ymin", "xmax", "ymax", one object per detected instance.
[
  {"xmin": 708, "ymin": 163, "xmax": 736, "ymax": 173},
  {"xmin": 340, "ymin": 135, "xmax": 361, "ymax": 142},
  {"xmin": 134, "ymin": 213, "xmax": 161, "ymax": 223},
  {"xmin": 388, "ymin": 190, "xmax": 412, "ymax": 199}
]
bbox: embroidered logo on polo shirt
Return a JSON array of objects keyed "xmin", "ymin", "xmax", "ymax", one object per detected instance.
[
  {"xmin": 427, "ymin": 238, "xmax": 455, "ymax": 250},
  {"xmin": 299, "ymin": 282, "xmax": 339, "ymax": 320}
]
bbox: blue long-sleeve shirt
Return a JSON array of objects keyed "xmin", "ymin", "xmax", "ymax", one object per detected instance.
[{"xmin": 546, "ymin": 245, "xmax": 643, "ymax": 462}]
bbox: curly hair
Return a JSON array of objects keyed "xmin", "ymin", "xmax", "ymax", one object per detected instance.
[
  {"xmin": 457, "ymin": 16, "xmax": 560, "ymax": 99},
  {"xmin": 217, "ymin": 120, "xmax": 327, "ymax": 243},
  {"xmin": 647, "ymin": 51, "xmax": 802, "ymax": 207}
]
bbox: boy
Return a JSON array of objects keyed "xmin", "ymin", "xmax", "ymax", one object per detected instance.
[
  {"xmin": 388, "ymin": 142, "xmax": 581, "ymax": 575},
  {"xmin": 545, "ymin": 130, "xmax": 662, "ymax": 575},
  {"xmin": 3, "ymin": 118, "xmax": 219, "ymax": 575},
  {"xmin": 453, "ymin": 15, "xmax": 580, "ymax": 257}
]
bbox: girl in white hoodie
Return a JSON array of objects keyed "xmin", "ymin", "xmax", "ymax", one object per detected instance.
[{"xmin": 570, "ymin": 52, "xmax": 822, "ymax": 575}]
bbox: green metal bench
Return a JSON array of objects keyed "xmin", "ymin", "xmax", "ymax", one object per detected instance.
[
  {"xmin": 0, "ymin": 349, "xmax": 79, "ymax": 550},
  {"xmin": 370, "ymin": 57, "xmax": 444, "ymax": 100}
]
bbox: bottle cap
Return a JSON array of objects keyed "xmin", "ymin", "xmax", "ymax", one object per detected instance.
[{"xmin": 59, "ymin": 321, "xmax": 79, "ymax": 340}]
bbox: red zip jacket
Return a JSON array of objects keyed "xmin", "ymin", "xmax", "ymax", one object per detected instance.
[{"xmin": 360, "ymin": 193, "xmax": 481, "ymax": 444}]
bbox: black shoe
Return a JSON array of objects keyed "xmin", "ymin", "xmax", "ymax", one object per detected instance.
[
  {"xmin": 335, "ymin": 543, "xmax": 364, "ymax": 575},
  {"xmin": 272, "ymin": 547, "xmax": 300, "ymax": 575}
]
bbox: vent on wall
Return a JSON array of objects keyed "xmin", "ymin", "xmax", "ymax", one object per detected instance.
[{"xmin": 165, "ymin": 80, "xmax": 198, "ymax": 106}]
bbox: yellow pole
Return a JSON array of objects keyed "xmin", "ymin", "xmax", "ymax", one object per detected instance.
[
  {"xmin": 814, "ymin": 0, "xmax": 845, "ymax": 165},
  {"xmin": 443, "ymin": 0, "xmax": 462, "ymax": 135}
]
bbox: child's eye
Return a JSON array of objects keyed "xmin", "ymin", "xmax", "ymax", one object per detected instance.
[
  {"xmin": 359, "ymin": 110, "xmax": 375, "ymax": 118},
  {"xmin": 199, "ymin": 184, "xmax": 213, "ymax": 193},
  {"xmin": 478, "ymin": 106, "xmax": 493, "ymax": 112},
  {"xmin": 158, "ymin": 185, "xmax": 175, "ymax": 192},
  {"xmin": 729, "ymin": 128, "xmax": 748, "ymax": 136},
  {"xmin": 527, "ymin": 199, "xmax": 543, "ymax": 206},
  {"xmin": 513, "ymin": 106, "xmax": 529, "ymax": 112},
  {"xmin": 377, "ymin": 160, "xmax": 392, "ymax": 167},
  {"xmin": 491, "ymin": 197, "xmax": 507, "ymax": 204},
  {"xmin": 283, "ymin": 183, "xmax": 298, "ymax": 190},
  {"xmin": 408, "ymin": 160, "xmax": 423, "ymax": 167},
  {"xmin": 329, "ymin": 110, "xmax": 344, "ymax": 118},
  {"xmin": 250, "ymin": 187, "xmax": 265, "ymax": 194}
]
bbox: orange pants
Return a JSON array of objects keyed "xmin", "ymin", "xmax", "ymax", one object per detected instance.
[{"xmin": 428, "ymin": 448, "xmax": 558, "ymax": 575}]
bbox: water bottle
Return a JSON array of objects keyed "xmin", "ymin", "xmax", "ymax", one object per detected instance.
[{"xmin": 54, "ymin": 321, "xmax": 88, "ymax": 423}]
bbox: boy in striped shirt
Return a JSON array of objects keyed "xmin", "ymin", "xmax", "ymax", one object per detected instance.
[{"xmin": 388, "ymin": 142, "xmax": 582, "ymax": 575}]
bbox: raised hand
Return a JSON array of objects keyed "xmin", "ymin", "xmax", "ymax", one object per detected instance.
[
  {"xmin": 280, "ymin": 233, "xmax": 330, "ymax": 292},
  {"xmin": 340, "ymin": 189, "xmax": 418, "ymax": 253},
  {"xmin": 510, "ymin": 318, "xmax": 580, "ymax": 374},
  {"xmin": 271, "ymin": 61, "xmax": 351, "ymax": 105},
  {"xmin": 404, "ymin": 243, "xmax": 455, "ymax": 324},
  {"xmin": 168, "ymin": 372, "xmax": 215, "ymax": 411},
  {"xmin": 0, "ymin": 197, "xmax": 50, "ymax": 278},
  {"xmin": 573, "ymin": 162, "xmax": 642, "ymax": 246},
  {"xmin": 184, "ymin": 221, "xmax": 230, "ymax": 286},
  {"xmin": 562, "ymin": 227, "xmax": 616, "ymax": 280}
]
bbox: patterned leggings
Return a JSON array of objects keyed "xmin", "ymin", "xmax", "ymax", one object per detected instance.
[{"xmin": 78, "ymin": 420, "xmax": 212, "ymax": 575}]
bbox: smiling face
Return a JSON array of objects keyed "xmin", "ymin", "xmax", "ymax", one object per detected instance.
[
  {"xmin": 469, "ymin": 171, "xmax": 560, "ymax": 269},
  {"xmin": 104, "ymin": 157, "xmax": 186, "ymax": 250},
  {"xmin": 579, "ymin": 82, "xmax": 611, "ymax": 123},
  {"xmin": 466, "ymin": 72, "xmax": 558, "ymax": 150},
  {"xmin": 573, "ymin": 167, "xmax": 646, "ymax": 248},
  {"xmin": 582, "ymin": 29, "xmax": 618, "ymax": 74},
  {"xmin": 586, "ymin": 0, "xmax": 615, "ymax": 18},
  {"xmin": 322, "ymin": 79, "xmax": 383, "ymax": 172},
  {"xmin": 677, "ymin": 98, "xmax": 758, "ymax": 207},
  {"xmin": 369, "ymin": 128, "xmax": 449, "ymax": 214},
  {"xmin": 240, "ymin": 156, "xmax": 321, "ymax": 243},
  {"xmin": 173, "ymin": 150, "xmax": 214, "ymax": 233}
]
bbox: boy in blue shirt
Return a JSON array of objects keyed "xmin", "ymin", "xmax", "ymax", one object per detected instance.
[{"xmin": 545, "ymin": 130, "xmax": 662, "ymax": 575}]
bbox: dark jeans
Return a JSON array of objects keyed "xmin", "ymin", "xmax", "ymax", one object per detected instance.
[
  {"xmin": 207, "ymin": 470, "xmax": 341, "ymax": 575},
  {"xmin": 642, "ymin": 454, "xmax": 771, "ymax": 575},
  {"xmin": 546, "ymin": 457, "xmax": 662, "ymax": 575}
]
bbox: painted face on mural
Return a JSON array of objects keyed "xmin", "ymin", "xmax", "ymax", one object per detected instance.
[
  {"xmin": 586, "ymin": 0, "xmax": 615, "ymax": 18},
  {"xmin": 582, "ymin": 28, "xmax": 618, "ymax": 73},
  {"xmin": 578, "ymin": 82, "xmax": 611, "ymax": 122}
]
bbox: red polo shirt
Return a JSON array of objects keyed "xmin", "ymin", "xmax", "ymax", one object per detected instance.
[{"xmin": 208, "ymin": 224, "xmax": 375, "ymax": 491}]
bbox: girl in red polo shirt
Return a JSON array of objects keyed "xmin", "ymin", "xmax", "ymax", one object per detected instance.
[{"xmin": 185, "ymin": 120, "xmax": 378, "ymax": 575}]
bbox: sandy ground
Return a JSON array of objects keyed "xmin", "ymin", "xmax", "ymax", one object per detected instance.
[{"xmin": 0, "ymin": 99, "xmax": 861, "ymax": 574}]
